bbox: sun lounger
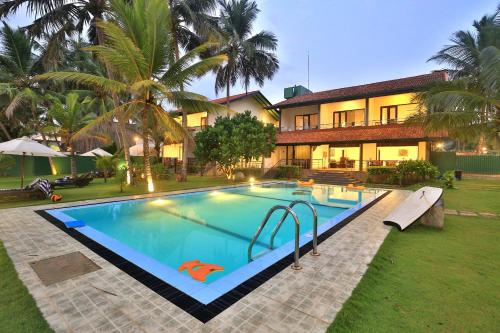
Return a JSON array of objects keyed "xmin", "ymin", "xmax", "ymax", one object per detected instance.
[
  {"xmin": 383, "ymin": 186, "xmax": 443, "ymax": 231},
  {"xmin": 52, "ymin": 173, "xmax": 93, "ymax": 188},
  {"xmin": 0, "ymin": 178, "xmax": 53, "ymax": 202}
]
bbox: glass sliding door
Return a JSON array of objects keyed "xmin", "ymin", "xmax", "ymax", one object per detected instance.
[
  {"xmin": 380, "ymin": 106, "xmax": 398, "ymax": 124},
  {"xmin": 295, "ymin": 114, "xmax": 319, "ymax": 130}
]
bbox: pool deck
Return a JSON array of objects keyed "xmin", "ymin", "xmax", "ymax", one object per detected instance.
[{"xmin": 0, "ymin": 186, "xmax": 410, "ymax": 333}]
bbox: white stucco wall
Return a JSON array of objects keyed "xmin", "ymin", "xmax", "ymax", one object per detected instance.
[
  {"xmin": 207, "ymin": 96, "xmax": 278, "ymax": 125},
  {"xmin": 279, "ymin": 105, "xmax": 319, "ymax": 132}
]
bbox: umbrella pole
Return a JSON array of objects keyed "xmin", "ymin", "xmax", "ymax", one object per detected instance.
[{"xmin": 20, "ymin": 153, "xmax": 25, "ymax": 188}]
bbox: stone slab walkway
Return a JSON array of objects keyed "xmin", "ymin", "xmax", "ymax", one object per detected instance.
[
  {"xmin": 444, "ymin": 208, "xmax": 499, "ymax": 218},
  {"xmin": 0, "ymin": 188, "xmax": 410, "ymax": 333}
]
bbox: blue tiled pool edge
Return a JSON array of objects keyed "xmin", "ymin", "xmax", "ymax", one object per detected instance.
[{"xmin": 36, "ymin": 184, "xmax": 390, "ymax": 323}]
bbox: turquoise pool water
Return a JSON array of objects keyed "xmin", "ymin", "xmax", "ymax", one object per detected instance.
[{"xmin": 46, "ymin": 182, "xmax": 383, "ymax": 303}]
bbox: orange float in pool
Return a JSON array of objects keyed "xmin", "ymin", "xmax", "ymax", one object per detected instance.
[
  {"xmin": 297, "ymin": 179, "xmax": 315, "ymax": 186},
  {"xmin": 178, "ymin": 260, "xmax": 224, "ymax": 282}
]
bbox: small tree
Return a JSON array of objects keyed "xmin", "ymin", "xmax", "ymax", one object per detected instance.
[
  {"xmin": 232, "ymin": 111, "xmax": 277, "ymax": 167},
  {"xmin": 95, "ymin": 155, "xmax": 118, "ymax": 183},
  {"xmin": 116, "ymin": 166, "xmax": 128, "ymax": 192},
  {"xmin": 193, "ymin": 111, "xmax": 277, "ymax": 179}
]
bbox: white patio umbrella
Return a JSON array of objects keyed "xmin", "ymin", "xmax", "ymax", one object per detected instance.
[
  {"xmin": 0, "ymin": 137, "xmax": 66, "ymax": 188},
  {"xmin": 80, "ymin": 148, "xmax": 112, "ymax": 157}
]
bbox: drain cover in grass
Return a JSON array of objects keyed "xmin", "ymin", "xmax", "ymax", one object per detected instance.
[{"xmin": 30, "ymin": 251, "xmax": 101, "ymax": 286}]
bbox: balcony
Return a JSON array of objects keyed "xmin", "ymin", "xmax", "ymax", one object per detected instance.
[{"xmin": 280, "ymin": 118, "xmax": 409, "ymax": 132}]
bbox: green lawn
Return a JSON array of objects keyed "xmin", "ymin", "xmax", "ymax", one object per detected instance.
[
  {"xmin": 328, "ymin": 178, "xmax": 500, "ymax": 333},
  {"xmin": 0, "ymin": 242, "xmax": 53, "ymax": 333},
  {"xmin": 0, "ymin": 174, "xmax": 239, "ymax": 209}
]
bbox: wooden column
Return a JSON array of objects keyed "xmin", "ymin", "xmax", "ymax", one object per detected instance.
[{"xmin": 364, "ymin": 98, "xmax": 369, "ymax": 126}]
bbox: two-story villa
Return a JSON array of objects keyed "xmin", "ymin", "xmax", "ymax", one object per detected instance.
[
  {"xmin": 163, "ymin": 91, "xmax": 278, "ymax": 160},
  {"xmin": 267, "ymin": 71, "xmax": 448, "ymax": 171}
]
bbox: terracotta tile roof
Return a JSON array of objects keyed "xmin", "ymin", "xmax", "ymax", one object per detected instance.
[
  {"xmin": 210, "ymin": 90, "xmax": 260, "ymax": 104},
  {"xmin": 273, "ymin": 71, "xmax": 448, "ymax": 108},
  {"xmin": 169, "ymin": 90, "xmax": 271, "ymax": 117},
  {"xmin": 276, "ymin": 124, "xmax": 447, "ymax": 145}
]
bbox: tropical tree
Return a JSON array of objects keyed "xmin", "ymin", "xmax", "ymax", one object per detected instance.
[
  {"xmin": 0, "ymin": 0, "xmax": 136, "ymax": 184},
  {"xmin": 214, "ymin": 0, "xmax": 279, "ymax": 109},
  {"xmin": 168, "ymin": 0, "xmax": 219, "ymax": 181},
  {"xmin": 193, "ymin": 111, "xmax": 277, "ymax": 178},
  {"xmin": 0, "ymin": 0, "xmax": 109, "ymax": 45},
  {"xmin": 95, "ymin": 154, "xmax": 118, "ymax": 182},
  {"xmin": 408, "ymin": 7, "xmax": 500, "ymax": 151},
  {"xmin": 46, "ymin": 92, "xmax": 99, "ymax": 178},
  {"xmin": 36, "ymin": 0, "xmax": 228, "ymax": 192},
  {"xmin": 232, "ymin": 111, "xmax": 276, "ymax": 166},
  {"xmin": 0, "ymin": 23, "xmax": 45, "ymax": 140}
]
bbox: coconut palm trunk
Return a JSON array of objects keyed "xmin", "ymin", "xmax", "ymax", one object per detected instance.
[
  {"xmin": 95, "ymin": 20, "xmax": 133, "ymax": 185},
  {"xmin": 226, "ymin": 80, "xmax": 231, "ymax": 115},
  {"xmin": 142, "ymin": 110, "xmax": 154, "ymax": 192},
  {"xmin": 70, "ymin": 149, "xmax": 77, "ymax": 179},
  {"xmin": 169, "ymin": 10, "xmax": 189, "ymax": 182}
]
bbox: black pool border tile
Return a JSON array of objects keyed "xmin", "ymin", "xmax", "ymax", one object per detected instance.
[{"xmin": 35, "ymin": 189, "xmax": 390, "ymax": 323}]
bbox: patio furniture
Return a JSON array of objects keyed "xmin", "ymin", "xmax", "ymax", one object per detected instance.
[
  {"xmin": 383, "ymin": 186, "xmax": 443, "ymax": 231},
  {"xmin": 0, "ymin": 178, "xmax": 53, "ymax": 202},
  {"xmin": 0, "ymin": 137, "xmax": 66, "ymax": 188},
  {"xmin": 368, "ymin": 160, "xmax": 383, "ymax": 167},
  {"xmin": 52, "ymin": 173, "xmax": 93, "ymax": 188},
  {"xmin": 329, "ymin": 160, "xmax": 337, "ymax": 168}
]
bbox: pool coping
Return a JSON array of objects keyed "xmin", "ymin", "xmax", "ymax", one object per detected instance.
[{"xmin": 35, "ymin": 182, "xmax": 390, "ymax": 323}]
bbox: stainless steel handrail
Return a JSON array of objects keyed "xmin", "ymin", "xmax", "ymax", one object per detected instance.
[
  {"xmin": 247, "ymin": 205, "xmax": 302, "ymax": 270},
  {"xmin": 269, "ymin": 200, "xmax": 319, "ymax": 256}
]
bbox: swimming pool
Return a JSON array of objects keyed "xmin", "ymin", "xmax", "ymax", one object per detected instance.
[{"xmin": 40, "ymin": 182, "xmax": 386, "ymax": 321}]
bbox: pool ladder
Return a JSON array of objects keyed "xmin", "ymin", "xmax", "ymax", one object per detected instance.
[{"xmin": 247, "ymin": 200, "xmax": 319, "ymax": 270}]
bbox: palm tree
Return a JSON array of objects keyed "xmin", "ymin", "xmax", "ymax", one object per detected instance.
[
  {"xmin": 46, "ymin": 92, "xmax": 99, "ymax": 178},
  {"xmin": 409, "ymin": 8, "xmax": 500, "ymax": 152},
  {"xmin": 0, "ymin": 23, "xmax": 46, "ymax": 140},
  {"xmin": 0, "ymin": 0, "xmax": 135, "ymax": 185},
  {"xmin": 214, "ymin": 0, "xmax": 278, "ymax": 110},
  {"xmin": 168, "ymin": 0, "xmax": 219, "ymax": 181},
  {"xmin": 95, "ymin": 154, "xmax": 118, "ymax": 182},
  {"xmin": 0, "ymin": 0, "xmax": 108, "ymax": 45},
  {"xmin": 36, "ymin": 0, "xmax": 227, "ymax": 192},
  {"xmin": 429, "ymin": 8, "xmax": 500, "ymax": 79}
]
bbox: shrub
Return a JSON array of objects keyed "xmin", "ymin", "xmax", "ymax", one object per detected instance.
[
  {"xmin": 366, "ymin": 166, "xmax": 396, "ymax": 184},
  {"xmin": 395, "ymin": 160, "xmax": 439, "ymax": 185},
  {"xmin": 0, "ymin": 155, "xmax": 15, "ymax": 176},
  {"xmin": 366, "ymin": 160, "xmax": 439, "ymax": 185},
  {"xmin": 234, "ymin": 167, "xmax": 263, "ymax": 178},
  {"xmin": 367, "ymin": 166, "xmax": 395, "ymax": 176},
  {"xmin": 116, "ymin": 166, "xmax": 128, "ymax": 192},
  {"xmin": 442, "ymin": 170, "xmax": 455, "ymax": 189},
  {"xmin": 151, "ymin": 163, "xmax": 169, "ymax": 180},
  {"xmin": 276, "ymin": 165, "xmax": 300, "ymax": 179}
]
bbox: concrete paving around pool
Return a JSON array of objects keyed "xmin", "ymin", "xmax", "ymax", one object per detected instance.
[{"xmin": 0, "ymin": 187, "xmax": 410, "ymax": 333}]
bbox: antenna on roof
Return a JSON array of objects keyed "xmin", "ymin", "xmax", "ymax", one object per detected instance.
[{"xmin": 307, "ymin": 51, "xmax": 310, "ymax": 90}]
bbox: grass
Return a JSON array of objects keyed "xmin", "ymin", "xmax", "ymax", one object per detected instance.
[
  {"xmin": 366, "ymin": 178, "xmax": 500, "ymax": 214},
  {"xmin": 0, "ymin": 242, "xmax": 53, "ymax": 333},
  {"xmin": 328, "ymin": 178, "xmax": 500, "ymax": 332},
  {"xmin": 0, "ymin": 174, "xmax": 240, "ymax": 209}
]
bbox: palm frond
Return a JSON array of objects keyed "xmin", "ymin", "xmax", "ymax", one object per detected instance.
[{"xmin": 35, "ymin": 71, "xmax": 127, "ymax": 94}]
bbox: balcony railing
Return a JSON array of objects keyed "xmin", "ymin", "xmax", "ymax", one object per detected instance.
[{"xmin": 280, "ymin": 118, "xmax": 410, "ymax": 132}]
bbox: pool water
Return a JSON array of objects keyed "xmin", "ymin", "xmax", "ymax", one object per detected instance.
[{"xmin": 46, "ymin": 182, "xmax": 383, "ymax": 303}]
